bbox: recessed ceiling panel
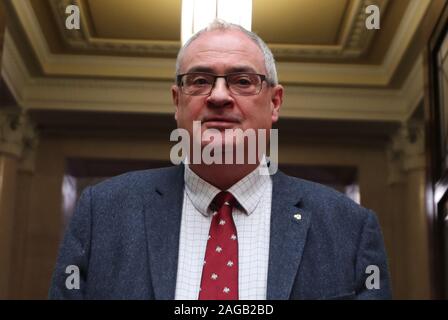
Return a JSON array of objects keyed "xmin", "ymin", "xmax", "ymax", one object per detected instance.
[
  {"xmin": 85, "ymin": 0, "xmax": 181, "ymax": 41},
  {"xmin": 253, "ymin": 0, "xmax": 350, "ymax": 45}
]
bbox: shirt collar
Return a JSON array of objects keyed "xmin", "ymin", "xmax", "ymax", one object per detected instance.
[{"xmin": 184, "ymin": 159, "xmax": 271, "ymax": 217}]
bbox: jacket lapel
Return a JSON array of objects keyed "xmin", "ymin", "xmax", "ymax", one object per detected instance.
[
  {"xmin": 267, "ymin": 171, "xmax": 311, "ymax": 299},
  {"xmin": 141, "ymin": 166, "xmax": 311, "ymax": 300},
  {"xmin": 143, "ymin": 165, "xmax": 185, "ymax": 300}
]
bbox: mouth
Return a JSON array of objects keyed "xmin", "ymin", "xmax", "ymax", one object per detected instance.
[{"xmin": 202, "ymin": 116, "xmax": 240, "ymax": 129}]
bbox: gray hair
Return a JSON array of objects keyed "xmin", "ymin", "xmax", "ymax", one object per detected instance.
[{"xmin": 175, "ymin": 19, "xmax": 278, "ymax": 85}]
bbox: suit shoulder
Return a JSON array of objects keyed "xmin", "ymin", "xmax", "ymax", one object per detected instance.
[
  {"xmin": 87, "ymin": 165, "xmax": 182, "ymax": 196},
  {"xmin": 279, "ymin": 172, "xmax": 372, "ymax": 220},
  {"xmin": 278, "ymin": 173, "xmax": 379, "ymax": 246}
]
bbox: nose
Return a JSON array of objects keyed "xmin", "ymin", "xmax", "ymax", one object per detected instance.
[{"xmin": 206, "ymin": 77, "xmax": 233, "ymax": 108}]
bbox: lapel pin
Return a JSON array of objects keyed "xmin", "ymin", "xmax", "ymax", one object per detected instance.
[{"xmin": 294, "ymin": 213, "xmax": 302, "ymax": 221}]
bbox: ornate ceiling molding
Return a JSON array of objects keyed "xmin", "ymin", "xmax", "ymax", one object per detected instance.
[
  {"xmin": 47, "ymin": 0, "xmax": 387, "ymax": 60},
  {"xmin": 8, "ymin": 0, "xmax": 430, "ymax": 86},
  {"xmin": 48, "ymin": 0, "xmax": 180, "ymax": 56},
  {"xmin": 1, "ymin": 28, "xmax": 424, "ymax": 123},
  {"xmin": 270, "ymin": 0, "xmax": 389, "ymax": 60}
]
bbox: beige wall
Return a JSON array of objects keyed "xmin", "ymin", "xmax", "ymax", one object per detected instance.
[{"xmin": 7, "ymin": 131, "xmax": 430, "ymax": 299}]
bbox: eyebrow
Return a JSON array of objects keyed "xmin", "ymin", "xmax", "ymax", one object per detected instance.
[{"xmin": 185, "ymin": 65, "xmax": 259, "ymax": 74}]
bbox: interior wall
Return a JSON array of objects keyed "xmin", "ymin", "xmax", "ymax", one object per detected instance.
[{"xmin": 11, "ymin": 131, "xmax": 430, "ymax": 299}]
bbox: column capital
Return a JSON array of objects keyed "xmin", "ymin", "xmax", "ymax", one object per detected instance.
[
  {"xmin": 0, "ymin": 109, "xmax": 39, "ymax": 172},
  {"xmin": 387, "ymin": 120, "xmax": 425, "ymax": 184}
]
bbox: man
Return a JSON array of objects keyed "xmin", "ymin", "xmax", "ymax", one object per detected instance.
[{"xmin": 49, "ymin": 20, "xmax": 391, "ymax": 299}]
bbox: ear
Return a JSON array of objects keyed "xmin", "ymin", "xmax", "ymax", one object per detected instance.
[
  {"xmin": 270, "ymin": 85, "xmax": 283, "ymax": 123},
  {"xmin": 171, "ymin": 84, "xmax": 180, "ymax": 121}
]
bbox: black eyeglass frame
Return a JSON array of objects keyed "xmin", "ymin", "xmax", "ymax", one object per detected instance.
[{"xmin": 176, "ymin": 72, "xmax": 269, "ymax": 96}]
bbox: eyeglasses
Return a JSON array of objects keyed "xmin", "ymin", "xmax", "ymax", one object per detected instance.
[{"xmin": 176, "ymin": 72, "xmax": 267, "ymax": 96}]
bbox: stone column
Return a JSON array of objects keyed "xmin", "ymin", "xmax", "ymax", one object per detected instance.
[
  {"xmin": 387, "ymin": 119, "xmax": 430, "ymax": 299},
  {"xmin": 0, "ymin": 108, "xmax": 37, "ymax": 298},
  {"xmin": 0, "ymin": 109, "xmax": 20, "ymax": 298},
  {"xmin": 0, "ymin": 1, "xmax": 11, "ymax": 297}
]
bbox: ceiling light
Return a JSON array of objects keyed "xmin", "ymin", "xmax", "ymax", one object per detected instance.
[{"xmin": 181, "ymin": 0, "xmax": 252, "ymax": 45}]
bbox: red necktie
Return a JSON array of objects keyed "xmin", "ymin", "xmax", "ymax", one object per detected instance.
[{"xmin": 198, "ymin": 192, "xmax": 238, "ymax": 300}]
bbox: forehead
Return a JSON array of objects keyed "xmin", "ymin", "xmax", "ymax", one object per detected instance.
[{"xmin": 180, "ymin": 29, "xmax": 266, "ymax": 74}]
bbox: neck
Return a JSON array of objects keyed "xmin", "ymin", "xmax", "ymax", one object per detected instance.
[{"xmin": 189, "ymin": 163, "xmax": 259, "ymax": 190}]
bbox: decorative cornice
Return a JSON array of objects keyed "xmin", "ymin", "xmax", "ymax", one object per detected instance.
[
  {"xmin": 46, "ymin": 0, "xmax": 388, "ymax": 60},
  {"xmin": 49, "ymin": 0, "xmax": 84, "ymax": 43},
  {"xmin": 0, "ymin": 4, "xmax": 5, "ymax": 64},
  {"xmin": 48, "ymin": 0, "xmax": 181, "ymax": 56},
  {"xmin": 270, "ymin": 0, "xmax": 389, "ymax": 60},
  {"xmin": 1, "ymin": 29, "xmax": 424, "ymax": 122},
  {"xmin": 1, "ymin": 29, "xmax": 29, "ymax": 106},
  {"xmin": 9, "ymin": 0, "xmax": 430, "ymax": 86}
]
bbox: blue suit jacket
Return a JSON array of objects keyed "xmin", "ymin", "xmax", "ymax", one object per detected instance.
[{"xmin": 49, "ymin": 165, "xmax": 391, "ymax": 299}]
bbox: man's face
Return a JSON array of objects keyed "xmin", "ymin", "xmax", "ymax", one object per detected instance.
[{"xmin": 172, "ymin": 29, "xmax": 283, "ymax": 152}]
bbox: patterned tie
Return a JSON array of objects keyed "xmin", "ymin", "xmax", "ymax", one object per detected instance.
[{"xmin": 198, "ymin": 191, "xmax": 238, "ymax": 300}]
